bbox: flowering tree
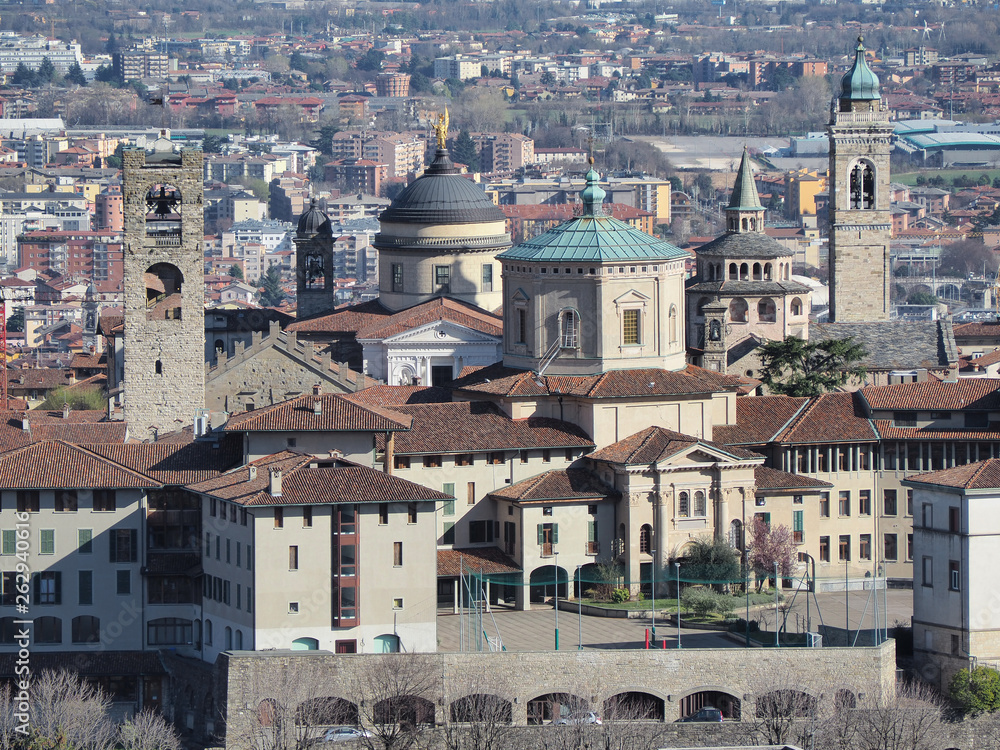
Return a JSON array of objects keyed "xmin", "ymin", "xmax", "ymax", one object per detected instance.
[{"xmin": 748, "ymin": 516, "xmax": 796, "ymax": 591}]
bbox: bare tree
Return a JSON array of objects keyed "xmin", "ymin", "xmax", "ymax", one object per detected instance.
[
  {"xmin": 0, "ymin": 684, "xmax": 19, "ymax": 750},
  {"xmin": 355, "ymin": 654, "xmax": 437, "ymax": 750},
  {"xmin": 818, "ymin": 681, "xmax": 949, "ymax": 750},
  {"xmin": 441, "ymin": 670, "xmax": 516, "ymax": 750},
  {"xmin": 29, "ymin": 669, "xmax": 116, "ymax": 750},
  {"xmin": 119, "ymin": 710, "xmax": 182, "ymax": 750},
  {"xmin": 602, "ymin": 692, "xmax": 673, "ymax": 750},
  {"xmin": 734, "ymin": 668, "xmax": 821, "ymax": 747}
]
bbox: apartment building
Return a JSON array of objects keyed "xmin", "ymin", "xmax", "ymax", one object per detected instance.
[
  {"xmin": 472, "ymin": 133, "xmax": 534, "ymax": 174},
  {"xmin": 0, "ymin": 33, "xmax": 82, "ymax": 74},
  {"xmin": 112, "ymin": 52, "xmax": 170, "ymax": 81},
  {"xmin": 433, "ymin": 55, "xmax": 483, "ymax": 81}
]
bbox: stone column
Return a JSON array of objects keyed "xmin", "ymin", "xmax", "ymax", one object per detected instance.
[
  {"xmin": 715, "ymin": 486, "xmax": 729, "ymax": 540},
  {"xmin": 655, "ymin": 487, "xmax": 671, "ymax": 598}
]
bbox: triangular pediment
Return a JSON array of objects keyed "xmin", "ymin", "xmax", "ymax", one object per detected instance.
[
  {"xmin": 613, "ymin": 289, "xmax": 651, "ymax": 305},
  {"xmin": 512, "ymin": 288, "xmax": 530, "ymax": 303},
  {"xmin": 374, "ymin": 319, "xmax": 502, "ymax": 345},
  {"xmin": 659, "ymin": 443, "xmax": 746, "ymax": 466}
]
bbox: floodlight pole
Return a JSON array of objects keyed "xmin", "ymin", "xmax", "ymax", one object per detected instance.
[{"xmin": 674, "ymin": 562, "xmax": 681, "ymax": 649}]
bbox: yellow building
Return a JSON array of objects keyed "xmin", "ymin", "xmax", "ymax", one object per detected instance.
[{"xmin": 784, "ymin": 168, "xmax": 827, "ymax": 221}]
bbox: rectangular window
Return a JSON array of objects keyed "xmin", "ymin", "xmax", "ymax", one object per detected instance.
[
  {"xmin": 393, "ymin": 541, "xmax": 403, "ymax": 567},
  {"xmin": 215, "ymin": 536, "xmax": 220, "ymax": 560},
  {"xmin": 434, "ymin": 265, "xmax": 451, "ymax": 289},
  {"xmin": 858, "ymin": 490, "xmax": 871, "ymax": 516},
  {"xmin": 839, "ymin": 535, "xmax": 850, "ymax": 562},
  {"xmin": 443, "ymin": 522, "xmax": 455, "ymax": 545},
  {"xmin": 274, "ymin": 507, "xmax": 283, "ymax": 528},
  {"xmin": 468, "ymin": 482, "xmax": 476, "ymax": 505},
  {"xmin": 819, "ymin": 536, "xmax": 830, "ymax": 563},
  {"xmin": 456, "ymin": 454, "xmax": 473, "ymax": 467},
  {"xmin": 110, "ymin": 529, "xmax": 137, "ymax": 563},
  {"xmin": 289, "ymin": 546, "xmax": 299, "ymax": 570},
  {"xmin": 78, "ymin": 529, "xmax": 92, "ymax": 554},
  {"xmin": 34, "ymin": 572, "xmax": 60, "ymax": 605},
  {"xmin": 393, "ymin": 597, "xmax": 403, "ymax": 610},
  {"xmin": 520, "ymin": 450, "xmax": 529, "ymax": 463},
  {"xmin": 226, "ymin": 539, "xmax": 231, "ymax": 563},
  {"xmin": 340, "ymin": 544, "xmax": 356, "ymax": 576},
  {"xmin": 93, "ymin": 490, "xmax": 116, "ymax": 512},
  {"xmin": 236, "ymin": 542, "xmax": 241, "ymax": 567},
  {"xmin": 210, "ymin": 498, "xmax": 217, "ymax": 517},
  {"xmin": 922, "ymin": 503, "xmax": 933, "ymax": 529},
  {"xmin": 55, "ymin": 490, "xmax": 78, "ymax": 512},
  {"xmin": 884, "ymin": 533, "xmax": 898, "ymax": 561},
  {"xmin": 859, "ymin": 534, "xmax": 871, "ymax": 561},
  {"xmin": 443, "ymin": 498, "xmax": 455, "ymax": 517},
  {"xmin": 17, "ymin": 491, "xmax": 39, "ymax": 513},
  {"xmin": 949, "ymin": 506, "xmax": 960, "ymax": 533},
  {"xmin": 394, "ymin": 455, "xmax": 410, "ymax": 469},
  {"xmin": 883, "ymin": 489, "xmax": 897, "ymax": 516},
  {"xmin": 379, "ymin": 503, "xmax": 389, "ymax": 524},
  {"xmin": 819, "ymin": 493, "xmax": 830, "ymax": 518},
  {"xmin": 78, "ymin": 571, "xmax": 93, "ymax": 606},
  {"xmin": 392, "ymin": 263, "xmax": 403, "ymax": 292},
  {"xmin": 247, "ymin": 587, "xmax": 253, "ymax": 612},
  {"xmin": 622, "ymin": 308, "xmax": 640, "ymax": 345},
  {"xmin": 39, "ymin": 529, "xmax": 54, "ymax": 555},
  {"xmin": 517, "ymin": 308, "xmax": 527, "ymax": 344},
  {"xmin": 236, "ymin": 584, "xmax": 241, "ymax": 610},
  {"xmin": 470, "ymin": 520, "xmax": 495, "ymax": 544},
  {"xmin": 303, "ymin": 506, "xmax": 312, "ymax": 528},
  {"xmin": 224, "ymin": 580, "xmax": 230, "ymax": 605},
  {"xmin": 116, "ymin": 570, "xmax": 131, "ymax": 595},
  {"xmin": 488, "ymin": 452, "xmax": 504, "ymax": 465},
  {"xmin": 408, "ymin": 504, "xmax": 417, "ymax": 524},
  {"xmin": 542, "ymin": 450, "xmax": 551, "ymax": 463},
  {"xmin": 838, "ymin": 491, "xmax": 850, "ymax": 517},
  {"xmin": 423, "ymin": 455, "xmax": 442, "ymax": 468},
  {"xmin": 922, "ymin": 556, "xmax": 933, "ymax": 587},
  {"xmin": 893, "ymin": 411, "xmax": 917, "ymax": 427},
  {"xmin": 482, "ymin": 263, "xmax": 493, "ymax": 292},
  {"xmin": 907, "ymin": 534, "xmax": 914, "ymax": 561},
  {"xmin": 949, "ymin": 561, "xmax": 960, "ymax": 591},
  {"xmin": 792, "ymin": 510, "xmax": 804, "ymax": 544},
  {"xmin": 907, "ymin": 490, "xmax": 913, "ymax": 516},
  {"xmin": 1, "ymin": 530, "xmax": 13, "ymax": 555}
]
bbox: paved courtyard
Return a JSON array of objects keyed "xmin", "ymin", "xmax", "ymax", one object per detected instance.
[{"xmin": 437, "ymin": 589, "xmax": 912, "ymax": 652}]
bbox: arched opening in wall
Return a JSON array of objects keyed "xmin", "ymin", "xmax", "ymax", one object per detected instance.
[
  {"xmin": 297, "ymin": 697, "xmax": 358, "ymax": 726},
  {"xmin": 785, "ymin": 264, "xmax": 790, "ymax": 280},
  {"xmin": 257, "ymin": 699, "xmax": 281, "ymax": 728},
  {"xmin": 694, "ymin": 490, "xmax": 706, "ymax": 516},
  {"xmin": 729, "ymin": 263, "xmax": 738, "ymax": 280},
  {"xmin": 755, "ymin": 689, "xmax": 816, "ymax": 719},
  {"xmin": 680, "ymin": 690, "xmax": 741, "ymax": 720},
  {"xmin": 668, "ymin": 306, "xmax": 677, "ymax": 343},
  {"xmin": 303, "ymin": 249, "xmax": 326, "ymax": 290},
  {"xmin": 739, "ymin": 263, "xmax": 749, "ymax": 280},
  {"xmin": 758, "ymin": 298, "xmax": 777, "ymax": 323},
  {"xmin": 374, "ymin": 634, "xmax": 400, "ymax": 653},
  {"xmin": 291, "ymin": 637, "xmax": 319, "ymax": 650},
  {"xmin": 576, "ymin": 562, "xmax": 606, "ymax": 598},
  {"xmin": 729, "ymin": 298, "xmax": 748, "ymax": 323},
  {"xmin": 560, "ymin": 309, "xmax": 579, "ymax": 349},
  {"xmin": 527, "ymin": 693, "xmax": 587, "ymax": 725},
  {"xmin": 639, "ymin": 524, "xmax": 652, "ymax": 554},
  {"xmin": 764, "ymin": 263, "xmax": 773, "ymax": 280},
  {"xmin": 235, "ymin": 629, "xmax": 243, "ymax": 649},
  {"xmin": 373, "ymin": 696, "xmax": 435, "ymax": 728},
  {"xmin": 71, "ymin": 615, "xmax": 100, "ymax": 644},
  {"xmin": 214, "ymin": 339, "xmax": 225, "ymax": 354},
  {"xmin": 729, "ymin": 519, "xmax": 743, "ymax": 550},
  {"xmin": 224, "ymin": 627, "xmax": 232, "ymax": 650},
  {"xmin": 603, "ymin": 692, "xmax": 664, "ymax": 721},
  {"xmin": 529, "ymin": 565, "xmax": 568, "ymax": 603},
  {"xmin": 678, "ymin": 491, "xmax": 690, "ymax": 517},
  {"xmin": 849, "ymin": 161, "xmax": 876, "ymax": 210},
  {"xmin": 155, "ymin": 360, "xmax": 162, "ymax": 375},
  {"xmin": 450, "ymin": 694, "xmax": 512, "ymax": 724},
  {"xmin": 741, "ymin": 218, "xmax": 748, "ymax": 231},
  {"xmin": 790, "ymin": 297, "xmax": 803, "ymax": 316},
  {"xmin": 834, "ymin": 689, "xmax": 857, "ymax": 710},
  {"xmin": 145, "ymin": 184, "xmax": 182, "ymax": 238},
  {"xmin": 752, "ymin": 263, "xmax": 762, "ymax": 280},
  {"xmin": 145, "ymin": 263, "xmax": 183, "ymax": 321}
]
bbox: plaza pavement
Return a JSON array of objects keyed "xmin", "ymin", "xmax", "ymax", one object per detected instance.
[{"xmin": 437, "ymin": 589, "xmax": 912, "ymax": 652}]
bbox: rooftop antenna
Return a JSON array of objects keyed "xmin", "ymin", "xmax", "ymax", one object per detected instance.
[{"xmin": 922, "ymin": 20, "xmax": 930, "ymax": 41}]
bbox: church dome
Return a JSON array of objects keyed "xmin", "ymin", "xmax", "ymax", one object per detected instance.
[
  {"xmin": 840, "ymin": 36, "xmax": 881, "ymax": 101},
  {"xmin": 297, "ymin": 198, "xmax": 332, "ymax": 237},
  {"xmin": 378, "ymin": 149, "xmax": 506, "ymax": 225}
]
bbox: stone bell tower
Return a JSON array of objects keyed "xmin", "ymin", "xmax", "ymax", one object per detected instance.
[
  {"xmin": 121, "ymin": 143, "xmax": 205, "ymax": 440},
  {"xmin": 827, "ymin": 36, "xmax": 893, "ymax": 322}
]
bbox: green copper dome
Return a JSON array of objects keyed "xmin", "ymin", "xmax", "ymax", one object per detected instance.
[
  {"xmin": 580, "ymin": 164, "xmax": 606, "ymax": 216},
  {"xmin": 840, "ymin": 36, "xmax": 881, "ymax": 101}
]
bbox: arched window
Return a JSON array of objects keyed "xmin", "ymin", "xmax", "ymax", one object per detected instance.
[
  {"xmin": 235, "ymin": 630, "xmax": 243, "ymax": 650},
  {"xmin": 148, "ymin": 618, "xmax": 193, "ymax": 646},
  {"xmin": 639, "ymin": 525, "xmax": 652, "ymax": 554},
  {"xmin": 764, "ymin": 263, "xmax": 773, "ymax": 280},
  {"xmin": 729, "ymin": 263, "xmax": 738, "ymax": 280},
  {"xmin": 850, "ymin": 161, "xmax": 876, "ymax": 210},
  {"xmin": 694, "ymin": 490, "xmax": 707, "ymax": 516},
  {"xmin": 729, "ymin": 519, "xmax": 743, "ymax": 550},
  {"xmin": 790, "ymin": 297, "xmax": 803, "ymax": 316},
  {"xmin": 560, "ymin": 309, "xmax": 579, "ymax": 349},
  {"xmin": 752, "ymin": 263, "xmax": 762, "ymax": 280},
  {"xmin": 668, "ymin": 306, "xmax": 677, "ymax": 343},
  {"xmin": 204, "ymin": 619, "xmax": 213, "ymax": 646},
  {"xmin": 145, "ymin": 263, "xmax": 184, "ymax": 321},
  {"xmin": 730, "ymin": 298, "xmax": 748, "ymax": 323},
  {"xmin": 678, "ymin": 491, "xmax": 690, "ymax": 517},
  {"xmin": 71, "ymin": 615, "xmax": 100, "ymax": 644},
  {"xmin": 34, "ymin": 617, "xmax": 62, "ymax": 644},
  {"xmin": 758, "ymin": 298, "xmax": 776, "ymax": 323},
  {"xmin": 225, "ymin": 627, "xmax": 233, "ymax": 650},
  {"xmin": 145, "ymin": 183, "xmax": 182, "ymax": 238},
  {"xmin": 740, "ymin": 263, "xmax": 749, "ymax": 280}
]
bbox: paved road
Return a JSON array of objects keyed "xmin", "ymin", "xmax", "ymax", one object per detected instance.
[{"xmin": 437, "ymin": 589, "xmax": 912, "ymax": 653}]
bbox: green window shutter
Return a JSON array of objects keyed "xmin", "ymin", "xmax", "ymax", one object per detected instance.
[
  {"xmin": 40, "ymin": 529, "xmax": 54, "ymax": 555},
  {"xmin": 443, "ymin": 498, "xmax": 455, "ymax": 517},
  {"xmin": 552, "ymin": 524, "xmax": 559, "ymax": 543},
  {"xmin": 54, "ymin": 572, "xmax": 62, "ymax": 604},
  {"xmin": 79, "ymin": 571, "xmax": 93, "ymax": 606},
  {"xmin": 443, "ymin": 523, "xmax": 455, "ymax": 545},
  {"xmin": 32, "ymin": 573, "xmax": 40, "ymax": 605},
  {"xmin": 793, "ymin": 511, "xmax": 804, "ymax": 532},
  {"xmin": 443, "ymin": 483, "xmax": 455, "ymax": 497},
  {"xmin": 537, "ymin": 524, "xmax": 544, "ymax": 544},
  {"xmin": 588, "ymin": 520, "xmax": 596, "ymax": 543},
  {"xmin": 2, "ymin": 530, "xmax": 14, "ymax": 555},
  {"xmin": 78, "ymin": 529, "xmax": 92, "ymax": 554}
]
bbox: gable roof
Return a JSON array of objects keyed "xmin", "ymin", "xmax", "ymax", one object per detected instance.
[
  {"xmin": 904, "ymin": 458, "xmax": 1000, "ymax": 491},
  {"xmin": 355, "ymin": 297, "xmax": 502, "ymax": 340},
  {"xmin": 772, "ymin": 392, "xmax": 878, "ymax": 445},
  {"xmin": 754, "ymin": 465, "xmax": 832, "ymax": 491},
  {"xmin": 437, "ymin": 547, "xmax": 521, "ymax": 576},
  {"xmin": 345, "ymin": 385, "xmax": 453, "ymax": 407},
  {"xmin": 0, "ymin": 441, "xmax": 159, "ymax": 489},
  {"xmin": 810, "ymin": 320, "xmax": 957, "ymax": 371},
  {"xmin": 586, "ymin": 425, "xmax": 761, "ymax": 465},
  {"xmin": 487, "ymin": 468, "xmax": 618, "ymax": 503},
  {"xmin": 285, "ymin": 298, "xmax": 390, "ymax": 334},
  {"xmin": 88, "ymin": 435, "xmax": 243, "ymax": 485},
  {"xmin": 224, "ymin": 392, "xmax": 411, "ymax": 433},
  {"xmin": 860, "ymin": 379, "xmax": 1000, "ymax": 411},
  {"xmin": 713, "ymin": 396, "xmax": 810, "ymax": 446}
]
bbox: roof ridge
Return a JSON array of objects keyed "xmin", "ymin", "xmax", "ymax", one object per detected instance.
[
  {"xmin": 774, "ymin": 396, "xmax": 818, "ymax": 442},
  {"xmin": 968, "ymin": 459, "xmax": 993, "ymax": 489}
]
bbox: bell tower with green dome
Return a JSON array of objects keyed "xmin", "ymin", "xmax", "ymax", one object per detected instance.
[
  {"xmin": 827, "ymin": 36, "xmax": 893, "ymax": 322},
  {"xmin": 498, "ymin": 163, "xmax": 689, "ymax": 375}
]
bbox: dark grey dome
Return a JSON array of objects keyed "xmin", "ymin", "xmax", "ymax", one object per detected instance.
[
  {"xmin": 297, "ymin": 199, "xmax": 332, "ymax": 237},
  {"xmin": 694, "ymin": 231, "xmax": 790, "ymax": 260},
  {"xmin": 379, "ymin": 149, "xmax": 506, "ymax": 225}
]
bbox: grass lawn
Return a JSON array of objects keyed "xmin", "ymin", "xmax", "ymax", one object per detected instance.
[
  {"xmin": 893, "ymin": 168, "xmax": 1000, "ymax": 188},
  {"xmin": 580, "ymin": 598, "xmax": 680, "ymax": 613}
]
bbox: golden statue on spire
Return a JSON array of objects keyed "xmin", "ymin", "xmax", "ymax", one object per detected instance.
[{"xmin": 434, "ymin": 108, "xmax": 449, "ymax": 149}]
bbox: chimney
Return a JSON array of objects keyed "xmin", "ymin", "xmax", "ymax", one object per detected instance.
[
  {"xmin": 62, "ymin": 402, "xmax": 70, "ymax": 419},
  {"xmin": 312, "ymin": 383, "xmax": 322, "ymax": 396},
  {"xmin": 384, "ymin": 431, "xmax": 394, "ymax": 475},
  {"xmin": 313, "ymin": 396, "xmax": 322, "ymax": 416},
  {"xmin": 269, "ymin": 469, "xmax": 283, "ymax": 497},
  {"xmin": 248, "ymin": 465, "xmax": 257, "ymax": 481}
]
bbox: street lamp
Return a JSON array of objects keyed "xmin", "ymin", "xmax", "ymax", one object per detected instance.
[
  {"xmin": 577, "ymin": 564, "xmax": 583, "ymax": 651},
  {"xmin": 651, "ymin": 549, "xmax": 656, "ymax": 646},
  {"xmin": 774, "ymin": 561, "xmax": 780, "ymax": 647},
  {"xmin": 554, "ymin": 551, "xmax": 560, "ymax": 651},
  {"xmin": 674, "ymin": 561, "xmax": 681, "ymax": 649}
]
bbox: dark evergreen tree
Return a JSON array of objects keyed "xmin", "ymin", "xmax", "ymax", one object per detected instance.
[
  {"xmin": 257, "ymin": 264, "xmax": 285, "ymax": 307},
  {"xmin": 65, "ymin": 62, "xmax": 87, "ymax": 87},
  {"xmin": 37, "ymin": 57, "xmax": 56, "ymax": 83},
  {"xmin": 451, "ymin": 129, "xmax": 479, "ymax": 168}
]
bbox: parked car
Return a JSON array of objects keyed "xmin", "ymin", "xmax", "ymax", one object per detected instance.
[
  {"xmin": 553, "ymin": 711, "xmax": 602, "ymax": 725},
  {"xmin": 314, "ymin": 726, "xmax": 374, "ymax": 743},
  {"xmin": 677, "ymin": 707, "xmax": 723, "ymax": 723}
]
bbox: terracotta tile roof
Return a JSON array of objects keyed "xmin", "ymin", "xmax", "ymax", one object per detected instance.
[
  {"xmin": 224, "ymin": 393, "xmax": 412, "ymax": 433},
  {"xmin": 487, "ymin": 468, "xmax": 619, "ymax": 503},
  {"xmin": 904, "ymin": 458, "xmax": 1000, "ymax": 490},
  {"xmin": 7, "ymin": 368, "xmax": 74, "ymax": 390},
  {"xmin": 374, "ymin": 401, "xmax": 593, "ymax": 454},
  {"xmin": 21, "ymin": 409, "xmax": 109, "ymax": 423},
  {"xmin": 450, "ymin": 363, "xmax": 733, "ymax": 399},
  {"xmin": 355, "ymin": 297, "xmax": 502, "ymax": 340},
  {"xmin": 189, "ymin": 451, "xmax": 452, "ymax": 506},
  {"xmin": 437, "ymin": 547, "xmax": 521, "ymax": 576},
  {"xmin": 0, "ymin": 441, "xmax": 159, "ymax": 489},
  {"xmin": 88, "ymin": 435, "xmax": 243, "ymax": 485},
  {"xmin": 860, "ymin": 379, "xmax": 1000, "ymax": 411},
  {"xmin": 285, "ymin": 298, "xmax": 390, "ymax": 333},
  {"xmin": 774, "ymin": 392, "xmax": 878, "ymax": 445},
  {"xmin": 345, "ymin": 385, "xmax": 453, "ymax": 407},
  {"xmin": 70, "ymin": 353, "xmax": 104, "ymax": 369},
  {"xmin": 968, "ymin": 350, "xmax": 1000, "ymax": 367},
  {"xmin": 871, "ymin": 420, "xmax": 1000, "ymax": 441},
  {"xmin": 98, "ymin": 312, "xmax": 123, "ymax": 336},
  {"xmin": 587, "ymin": 425, "xmax": 761, "ymax": 465},
  {"xmin": 714, "ymin": 396, "xmax": 810, "ymax": 446},
  {"xmin": 0, "ymin": 651, "xmax": 165, "ymax": 679},
  {"xmin": 29, "ymin": 422, "xmax": 127, "ymax": 443},
  {"xmin": 754, "ymin": 465, "xmax": 832, "ymax": 491},
  {"xmin": 953, "ymin": 321, "xmax": 1000, "ymax": 339}
]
